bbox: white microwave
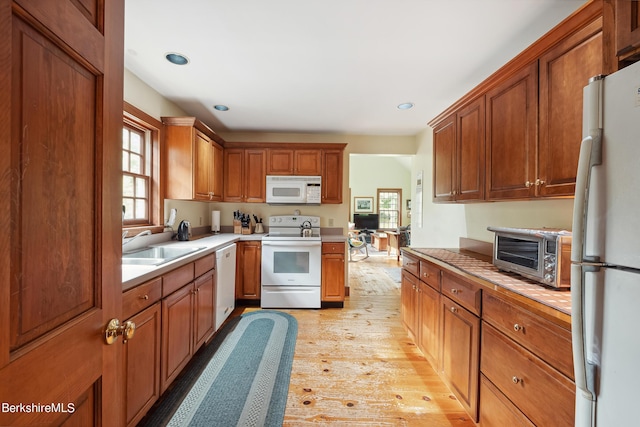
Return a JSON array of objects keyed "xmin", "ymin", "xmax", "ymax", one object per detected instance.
[{"xmin": 266, "ymin": 175, "xmax": 322, "ymax": 205}]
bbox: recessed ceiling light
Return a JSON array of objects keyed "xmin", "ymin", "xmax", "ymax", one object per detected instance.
[
  {"xmin": 165, "ymin": 52, "xmax": 189, "ymax": 65},
  {"xmin": 397, "ymin": 102, "xmax": 414, "ymax": 110},
  {"xmin": 214, "ymin": 105, "xmax": 229, "ymax": 111}
]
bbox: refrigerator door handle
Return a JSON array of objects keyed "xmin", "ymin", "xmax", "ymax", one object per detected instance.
[
  {"xmin": 571, "ymin": 133, "xmax": 602, "ymax": 264},
  {"xmin": 571, "ymin": 264, "xmax": 597, "ymax": 402}
]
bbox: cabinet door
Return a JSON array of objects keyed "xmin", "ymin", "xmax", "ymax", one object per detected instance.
[
  {"xmin": 295, "ymin": 149, "xmax": 322, "ymax": 175},
  {"xmin": 223, "ymin": 148, "xmax": 244, "ymax": 202},
  {"xmin": 211, "ymin": 142, "xmax": 224, "ymax": 201},
  {"xmin": 161, "ymin": 284, "xmax": 194, "ymax": 393},
  {"xmin": 244, "ymin": 149, "xmax": 266, "ymax": 202},
  {"xmin": 616, "ymin": 0, "xmax": 640, "ymax": 57},
  {"xmin": 538, "ymin": 18, "xmax": 602, "ymax": 197},
  {"xmin": 267, "ymin": 149, "xmax": 294, "ymax": 175},
  {"xmin": 322, "ymin": 149, "xmax": 343, "ymax": 203},
  {"xmin": 321, "ymin": 247, "xmax": 345, "ymax": 302},
  {"xmin": 401, "ymin": 270, "xmax": 419, "ymax": 338},
  {"xmin": 432, "ymin": 115, "xmax": 456, "ymax": 202},
  {"xmin": 193, "ymin": 270, "xmax": 215, "ymax": 351},
  {"xmin": 486, "ymin": 62, "xmax": 538, "ymax": 200},
  {"xmin": 124, "ymin": 303, "xmax": 161, "ymax": 427},
  {"xmin": 457, "ymin": 97, "xmax": 485, "ymax": 201},
  {"xmin": 235, "ymin": 241, "xmax": 262, "ymax": 299},
  {"xmin": 418, "ymin": 282, "xmax": 440, "ymax": 369},
  {"xmin": 440, "ymin": 296, "xmax": 480, "ymax": 421},
  {"xmin": 194, "ymin": 131, "xmax": 212, "ymax": 200}
]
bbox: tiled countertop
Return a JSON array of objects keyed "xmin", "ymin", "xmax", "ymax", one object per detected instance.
[{"xmin": 405, "ymin": 248, "xmax": 572, "ymax": 318}]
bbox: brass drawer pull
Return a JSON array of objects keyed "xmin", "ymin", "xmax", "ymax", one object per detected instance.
[
  {"xmin": 513, "ymin": 323, "xmax": 523, "ymax": 332},
  {"xmin": 450, "ymin": 306, "xmax": 457, "ymax": 313},
  {"xmin": 512, "ymin": 376, "xmax": 522, "ymax": 384},
  {"xmin": 140, "ymin": 294, "xmax": 149, "ymax": 300},
  {"xmin": 450, "ymin": 288, "xmax": 460, "ymax": 294}
]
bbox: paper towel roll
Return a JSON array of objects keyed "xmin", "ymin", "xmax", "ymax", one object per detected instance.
[{"xmin": 211, "ymin": 210, "xmax": 221, "ymax": 233}]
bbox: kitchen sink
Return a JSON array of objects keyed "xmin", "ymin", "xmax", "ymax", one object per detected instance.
[{"xmin": 122, "ymin": 246, "xmax": 206, "ymax": 266}]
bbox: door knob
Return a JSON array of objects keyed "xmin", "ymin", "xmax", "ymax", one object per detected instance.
[{"xmin": 105, "ymin": 318, "xmax": 136, "ymax": 344}]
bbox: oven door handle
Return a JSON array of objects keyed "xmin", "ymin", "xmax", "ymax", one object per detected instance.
[{"xmin": 262, "ymin": 241, "xmax": 321, "ymax": 247}]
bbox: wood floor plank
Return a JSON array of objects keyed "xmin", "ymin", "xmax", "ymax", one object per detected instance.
[{"xmin": 241, "ymin": 249, "xmax": 476, "ymax": 426}]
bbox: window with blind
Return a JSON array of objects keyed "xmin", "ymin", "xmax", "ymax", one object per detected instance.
[{"xmin": 377, "ymin": 189, "xmax": 402, "ymax": 229}]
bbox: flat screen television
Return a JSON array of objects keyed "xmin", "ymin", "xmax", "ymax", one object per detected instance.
[{"xmin": 353, "ymin": 213, "xmax": 379, "ymax": 231}]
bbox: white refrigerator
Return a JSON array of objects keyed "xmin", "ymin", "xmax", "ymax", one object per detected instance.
[{"xmin": 572, "ymin": 59, "xmax": 640, "ymax": 426}]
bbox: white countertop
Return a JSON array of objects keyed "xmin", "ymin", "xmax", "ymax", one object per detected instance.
[
  {"xmin": 123, "ymin": 232, "xmax": 348, "ymax": 291},
  {"xmin": 122, "ymin": 234, "xmax": 241, "ymax": 291}
]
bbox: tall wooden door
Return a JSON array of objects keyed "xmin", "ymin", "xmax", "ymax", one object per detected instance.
[{"xmin": 0, "ymin": 1, "xmax": 125, "ymax": 426}]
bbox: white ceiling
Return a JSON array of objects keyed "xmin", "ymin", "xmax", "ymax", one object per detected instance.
[{"xmin": 124, "ymin": 0, "xmax": 587, "ymax": 136}]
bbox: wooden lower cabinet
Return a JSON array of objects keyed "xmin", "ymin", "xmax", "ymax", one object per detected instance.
[
  {"xmin": 440, "ymin": 295, "xmax": 480, "ymax": 422},
  {"xmin": 479, "ymin": 375, "xmax": 534, "ymax": 427},
  {"xmin": 401, "ymin": 269, "xmax": 419, "ymax": 338},
  {"xmin": 124, "ymin": 303, "xmax": 161, "ymax": 427},
  {"xmin": 481, "ymin": 323, "xmax": 575, "ymax": 427},
  {"xmin": 161, "ymin": 283, "xmax": 194, "ymax": 393},
  {"xmin": 236, "ymin": 241, "xmax": 262, "ymax": 300},
  {"xmin": 417, "ymin": 282, "xmax": 440, "ymax": 368},
  {"xmin": 321, "ymin": 242, "xmax": 346, "ymax": 302},
  {"xmin": 194, "ymin": 270, "xmax": 216, "ymax": 352}
]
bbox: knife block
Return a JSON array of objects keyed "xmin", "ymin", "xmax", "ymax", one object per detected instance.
[
  {"xmin": 241, "ymin": 224, "xmax": 254, "ymax": 235},
  {"xmin": 233, "ymin": 220, "xmax": 242, "ymax": 234}
]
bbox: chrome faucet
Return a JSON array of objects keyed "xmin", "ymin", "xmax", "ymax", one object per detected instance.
[{"xmin": 122, "ymin": 230, "xmax": 152, "ymax": 246}]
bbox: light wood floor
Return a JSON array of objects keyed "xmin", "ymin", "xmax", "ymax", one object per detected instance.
[{"xmin": 244, "ymin": 249, "xmax": 476, "ymax": 426}]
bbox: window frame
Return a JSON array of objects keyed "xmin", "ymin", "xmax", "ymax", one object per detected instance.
[
  {"xmin": 122, "ymin": 102, "xmax": 163, "ymax": 234},
  {"xmin": 377, "ymin": 188, "xmax": 403, "ymax": 230}
]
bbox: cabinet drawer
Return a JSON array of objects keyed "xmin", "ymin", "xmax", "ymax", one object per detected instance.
[
  {"xmin": 479, "ymin": 375, "xmax": 534, "ymax": 427},
  {"xmin": 441, "ymin": 272, "xmax": 481, "ymax": 315},
  {"xmin": 481, "ymin": 323, "xmax": 575, "ymax": 427},
  {"xmin": 322, "ymin": 242, "xmax": 345, "ymax": 254},
  {"xmin": 483, "ymin": 292, "xmax": 573, "ymax": 379},
  {"xmin": 402, "ymin": 253, "xmax": 419, "ymax": 277},
  {"xmin": 123, "ymin": 277, "xmax": 162, "ymax": 320},
  {"xmin": 194, "ymin": 253, "xmax": 215, "ymax": 278},
  {"xmin": 162, "ymin": 263, "xmax": 195, "ymax": 297},
  {"xmin": 419, "ymin": 260, "xmax": 440, "ymax": 290}
]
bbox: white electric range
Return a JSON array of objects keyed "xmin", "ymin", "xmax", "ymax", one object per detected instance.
[{"xmin": 261, "ymin": 215, "xmax": 321, "ymax": 308}]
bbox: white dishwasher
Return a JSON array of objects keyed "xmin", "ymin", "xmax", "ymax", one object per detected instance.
[{"xmin": 215, "ymin": 243, "xmax": 236, "ymax": 330}]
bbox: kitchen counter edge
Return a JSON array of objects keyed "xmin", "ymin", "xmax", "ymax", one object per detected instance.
[{"xmin": 401, "ymin": 247, "xmax": 572, "ymax": 329}]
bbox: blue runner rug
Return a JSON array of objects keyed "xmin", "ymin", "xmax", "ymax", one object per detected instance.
[{"xmin": 141, "ymin": 310, "xmax": 297, "ymax": 427}]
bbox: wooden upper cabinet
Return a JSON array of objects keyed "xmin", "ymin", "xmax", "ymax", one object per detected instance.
[
  {"xmin": 616, "ymin": 0, "xmax": 640, "ymax": 60},
  {"xmin": 244, "ymin": 149, "xmax": 267, "ymax": 202},
  {"xmin": 266, "ymin": 148, "xmax": 322, "ymax": 175},
  {"xmin": 538, "ymin": 18, "xmax": 603, "ymax": 197},
  {"xmin": 321, "ymin": 149, "xmax": 343, "ymax": 204},
  {"xmin": 432, "ymin": 96, "xmax": 485, "ymax": 202},
  {"xmin": 163, "ymin": 117, "xmax": 225, "ymax": 201},
  {"xmin": 485, "ymin": 62, "xmax": 538, "ymax": 200},
  {"xmin": 457, "ymin": 97, "xmax": 485, "ymax": 201},
  {"xmin": 294, "ymin": 150, "xmax": 322, "ymax": 175},
  {"xmin": 223, "ymin": 148, "xmax": 266, "ymax": 202},
  {"xmin": 267, "ymin": 149, "xmax": 294, "ymax": 175},
  {"xmin": 433, "ymin": 115, "xmax": 456, "ymax": 202}
]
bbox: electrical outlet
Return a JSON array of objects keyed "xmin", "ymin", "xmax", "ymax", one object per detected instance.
[
  {"xmin": 329, "ymin": 218, "xmax": 334, "ymax": 226},
  {"xmin": 199, "ymin": 216, "xmax": 202, "ymax": 225}
]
